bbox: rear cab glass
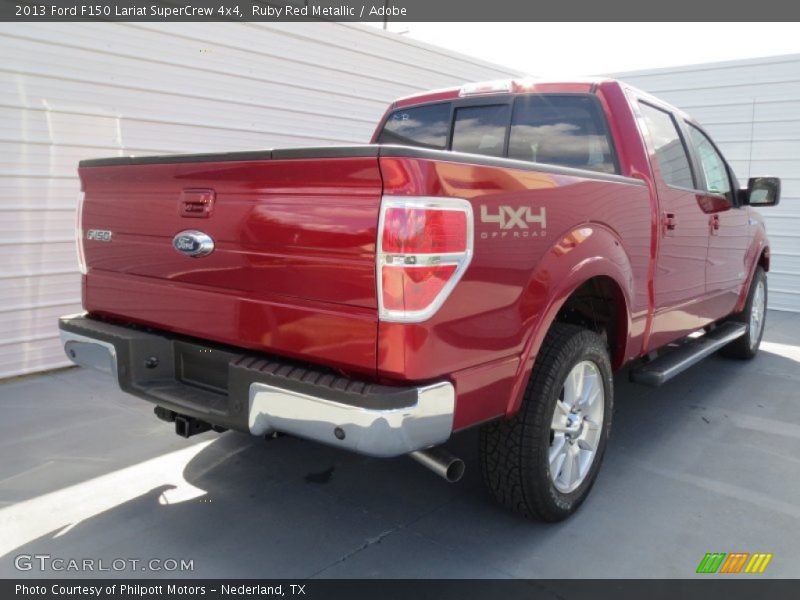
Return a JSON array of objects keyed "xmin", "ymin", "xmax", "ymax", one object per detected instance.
[
  {"xmin": 509, "ymin": 96, "xmax": 616, "ymax": 173},
  {"xmin": 376, "ymin": 94, "xmax": 618, "ymax": 174},
  {"xmin": 451, "ymin": 104, "xmax": 510, "ymax": 157}
]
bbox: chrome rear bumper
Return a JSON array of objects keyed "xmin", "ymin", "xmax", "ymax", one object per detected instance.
[
  {"xmin": 248, "ymin": 380, "xmax": 454, "ymax": 457},
  {"xmin": 58, "ymin": 314, "xmax": 454, "ymax": 457}
]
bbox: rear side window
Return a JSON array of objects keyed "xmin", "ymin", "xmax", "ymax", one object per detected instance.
[
  {"xmin": 376, "ymin": 103, "xmax": 451, "ymax": 150},
  {"xmin": 638, "ymin": 103, "xmax": 695, "ymax": 189},
  {"xmin": 508, "ymin": 96, "xmax": 617, "ymax": 173},
  {"xmin": 451, "ymin": 104, "xmax": 510, "ymax": 157}
]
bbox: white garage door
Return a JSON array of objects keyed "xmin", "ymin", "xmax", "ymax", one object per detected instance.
[
  {"xmin": 616, "ymin": 54, "xmax": 800, "ymax": 313},
  {"xmin": 0, "ymin": 22, "xmax": 521, "ymax": 379}
]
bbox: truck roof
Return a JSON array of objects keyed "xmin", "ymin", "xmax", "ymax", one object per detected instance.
[
  {"xmin": 392, "ymin": 77, "xmax": 617, "ymax": 109},
  {"xmin": 390, "ymin": 77, "xmax": 695, "ymax": 126}
]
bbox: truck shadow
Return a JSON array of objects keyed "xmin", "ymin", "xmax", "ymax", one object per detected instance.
[{"xmin": 3, "ymin": 330, "xmax": 798, "ymax": 578}]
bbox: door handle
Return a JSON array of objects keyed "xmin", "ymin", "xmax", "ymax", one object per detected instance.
[
  {"xmin": 179, "ymin": 188, "xmax": 215, "ymax": 218},
  {"xmin": 709, "ymin": 214, "xmax": 720, "ymax": 235},
  {"xmin": 663, "ymin": 212, "xmax": 677, "ymax": 233}
]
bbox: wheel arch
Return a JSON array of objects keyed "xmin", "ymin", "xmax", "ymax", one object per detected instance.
[
  {"xmin": 505, "ymin": 225, "xmax": 634, "ymax": 418},
  {"xmin": 759, "ymin": 245, "xmax": 770, "ymax": 272}
]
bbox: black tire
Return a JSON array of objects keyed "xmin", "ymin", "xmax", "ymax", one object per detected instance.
[
  {"xmin": 720, "ymin": 267, "xmax": 767, "ymax": 360},
  {"xmin": 479, "ymin": 323, "xmax": 613, "ymax": 521}
]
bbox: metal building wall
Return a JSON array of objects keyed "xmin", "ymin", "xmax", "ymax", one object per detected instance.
[
  {"xmin": 617, "ymin": 54, "xmax": 800, "ymax": 312},
  {"xmin": 0, "ymin": 22, "xmax": 520, "ymax": 379}
]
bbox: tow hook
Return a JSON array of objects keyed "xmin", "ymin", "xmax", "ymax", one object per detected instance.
[
  {"xmin": 174, "ymin": 415, "xmax": 212, "ymax": 438},
  {"xmin": 153, "ymin": 407, "xmax": 226, "ymax": 438}
]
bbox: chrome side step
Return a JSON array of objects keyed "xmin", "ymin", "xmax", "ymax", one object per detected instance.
[{"xmin": 630, "ymin": 322, "xmax": 747, "ymax": 387}]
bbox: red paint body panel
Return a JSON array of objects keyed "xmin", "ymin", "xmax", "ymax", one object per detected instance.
[
  {"xmin": 86, "ymin": 270, "xmax": 378, "ymax": 375},
  {"xmin": 77, "ymin": 79, "xmax": 771, "ymax": 432},
  {"xmin": 376, "ymin": 157, "xmax": 652, "ymax": 424}
]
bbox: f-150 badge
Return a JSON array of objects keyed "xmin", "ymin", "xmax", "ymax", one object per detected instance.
[{"xmin": 86, "ymin": 229, "xmax": 112, "ymax": 242}]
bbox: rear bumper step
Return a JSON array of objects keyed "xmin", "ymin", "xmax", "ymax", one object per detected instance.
[
  {"xmin": 630, "ymin": 322, "xmax": 747, "ymax": 387},
  {"xmin": 58, "ymin": 313, "xmax": 454, "ymax": 457}
]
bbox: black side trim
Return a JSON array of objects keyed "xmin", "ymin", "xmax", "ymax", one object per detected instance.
[
  {"xmin": 79, "ymin": 145, "xmax": 381, "ymax": 167},
  {"xmin": 271, "ymin": 145, "xmax": 380, "ymax": 159},
  {"xmin": 79, "ymin": 150, "xmax": 274, "ymax": 167}
]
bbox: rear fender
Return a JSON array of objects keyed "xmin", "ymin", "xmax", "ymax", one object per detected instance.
[{"xmin": 505, "ymin": 224, "xmax": 633, "ymax": 417}]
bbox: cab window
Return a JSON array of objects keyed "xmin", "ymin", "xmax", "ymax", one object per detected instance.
[
  {"xmin": 638, "ymin": 102, "xmax": 695, "ymax": 189},
  {"xmin": 687, "ymin": 124, "xmax": 733, "ymax": 199},
  {"xmin": 508, "ymin": 95, "xmax": 617, "ymax": 173},
  {"xmin": 377, "ymin": 103, "xmax": 451, "ymax": 150},
  {"xmin": 451, "ymin": 104, "xmax": 510, "ymax": 157},
  {"xmin": 375, "ymin": 94, "xmax": 619, "ymax": 173}
]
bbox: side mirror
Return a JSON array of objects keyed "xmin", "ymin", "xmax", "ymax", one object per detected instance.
[{"xmin": 742, "ymin": 177, "xmax": 780, "ymax": 206}]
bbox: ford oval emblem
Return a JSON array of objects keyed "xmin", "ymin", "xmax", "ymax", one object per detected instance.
[{"xmin": 173, "ymin": 230, "xmax": 214, "ymax": 257}]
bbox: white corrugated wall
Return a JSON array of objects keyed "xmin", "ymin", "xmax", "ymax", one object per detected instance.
[
  {"xmin": 0, "ymin": 22, "xmax": 521, "ymax": 379},
  {"xmin": 616, "ymin": 54, "xmax": 800, "ymax": 312}
]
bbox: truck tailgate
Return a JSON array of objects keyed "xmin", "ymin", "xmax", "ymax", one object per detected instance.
[{"xmin": 78, "ymin": 152, "xmax": 381, "ymax": 375}]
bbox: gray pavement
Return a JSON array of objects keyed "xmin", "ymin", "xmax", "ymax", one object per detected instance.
[{"xmin": 1, "ymin": 310, "xmax": 798, "ymax": 579}]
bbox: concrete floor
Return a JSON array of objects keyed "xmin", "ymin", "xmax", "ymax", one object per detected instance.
[{"xmin": 0, "ymin": 310, "xmax": 798, "ymax": 579}]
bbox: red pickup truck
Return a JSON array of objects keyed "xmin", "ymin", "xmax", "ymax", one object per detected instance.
[{"xmin": 60, "ymin": 78, "xmax": 780, "ymax": 521}]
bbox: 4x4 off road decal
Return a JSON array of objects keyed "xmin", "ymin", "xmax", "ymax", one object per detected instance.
[{"xmin": 479, "ymin": 205, "xmax": 547, "ymax": 239}]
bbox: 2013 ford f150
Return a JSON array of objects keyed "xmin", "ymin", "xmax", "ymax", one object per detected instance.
[{"xmin": 59, "ymin": 78, "xmax": 781, "ymax": 521}]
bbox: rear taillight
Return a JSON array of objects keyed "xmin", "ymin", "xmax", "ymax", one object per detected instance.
[
  {"xmin": 76, "ymin": 192, "xmax": 86, "ymax": 275},
  {"xmin": 377, "ymin": 197, "xmax": 473, "ymax": 322}
]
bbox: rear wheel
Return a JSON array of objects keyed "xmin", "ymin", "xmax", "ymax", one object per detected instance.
[
  {"xmin": 480, "ymin": 323, "xmax": 613, "ymax": 521},
  {"xmin": 720, "ymin": 267, "xmax": 767, "ymax": 360}
]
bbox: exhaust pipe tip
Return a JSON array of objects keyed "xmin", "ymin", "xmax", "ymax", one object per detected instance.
[
  {"xmin": 410, "ymin": 447, "xmax": 465, "ymax": 483},
  {"xmin": 444, "ymin": 457, "xmax": 466, "ymax": 483}
]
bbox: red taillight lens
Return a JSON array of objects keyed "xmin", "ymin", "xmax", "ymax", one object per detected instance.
[
  {"xmin": 382, "ymin": 208, "xmax": 467, "ymax": 254},
  {"xmin": 381, "ymin": 265, "xmax": 458, "ymax": 312},
  {"xmin": 378, "ymin": 198, "xmax": 473, "ymax": 322}
]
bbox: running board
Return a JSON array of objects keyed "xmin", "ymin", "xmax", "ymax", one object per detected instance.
[{"xmin": 630, "ymin": 322, "xmax": 747, "ymax": 387}]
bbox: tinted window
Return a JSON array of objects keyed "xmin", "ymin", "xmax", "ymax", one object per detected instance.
[
  {"xmin": 508, "ymin": 96, "xmax": 616, "ymax": 173},
  {"xmin": 451, "ymin": 104, "xmax": 510, "ymax": 157},
  {"xmin": 639, "ymin": 103, "xmax": 695, "ymax": 189},
  {"xmin": 377, "ymin": 103, "xmax": 451, "ymax": 149},
  {"xmin": 687, "ymin": 124, "xmax": 732, "ymax": 197}
]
